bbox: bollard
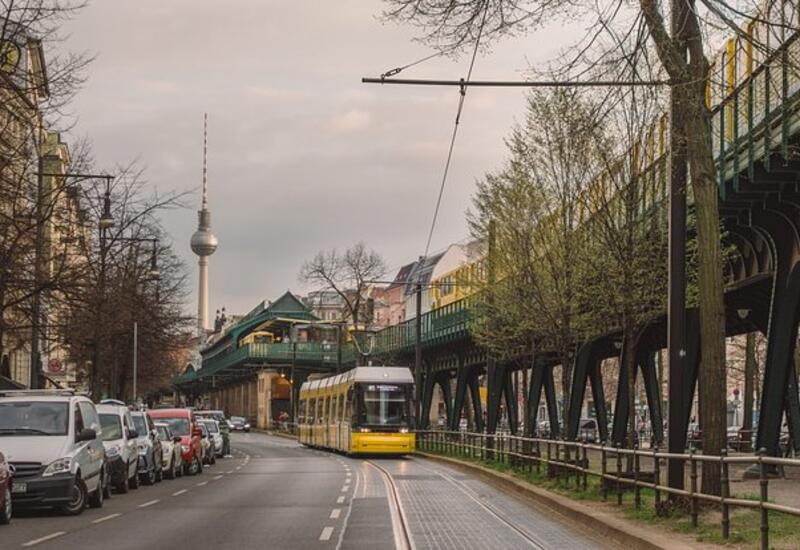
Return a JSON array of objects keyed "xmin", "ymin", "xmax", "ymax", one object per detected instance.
[
  {"xmin": 690, "ymin": 448, "xmax": 698, "ymax": 528},
  {"xmin": 634, "ymin": 443, "xmax": 641, "ymax": 509},
  {"xmin": 759, "ymin": 448, "xmax": 768, "ymax": 550},
  {"xmin": 616, "ymin": 444, "xmax": 623, "ymax": 506},
  {"xmin": 721, "ymin": 449, "xmax": 729, "ymax": 540}
]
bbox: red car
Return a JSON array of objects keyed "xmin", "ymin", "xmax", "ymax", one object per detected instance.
[
  {"xmin": 148, "ymin": 409, "xmax": 204, "ymax": 476},
  {"xmin": 1, "ymin": 450, "xmax": 11, "ymax": 524}
]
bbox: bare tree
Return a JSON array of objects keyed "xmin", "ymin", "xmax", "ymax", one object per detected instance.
[{"xmin": 299, "ymin": 242, "xmax": 387, "ymax": 360}]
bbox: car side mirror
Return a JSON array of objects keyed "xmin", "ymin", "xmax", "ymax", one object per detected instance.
[
  {"xmin": 127, "ymin": 428, "xmax": 138, "ymax": 439},
  {"xmin": 173, "ymin": 436, "xmax": 182, "ymax": 443},
  {"xmin": 76, "ymin": 428, "xmax": 97, "ymax": 442}
]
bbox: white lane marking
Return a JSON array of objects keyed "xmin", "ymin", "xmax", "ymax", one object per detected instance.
[
  {"xmin": 341, "ymin": 485, "xmax": 349, "ymax": 492},
  {"xmin": 138, "ymin": 499, "xmax": 160, "ymax": 508},
  {"xmin": 196, "ymin": 481, "xmax": 208, "ymax": 487},
  {"xmin": 226, "ymin": 470, "xmax": 234, "ymax": 474},
  {"xmin": 22, "ymin": 532, "xmax": 67, "ymax": 547},
  {"xmin": 319, "ymin": 527, "xmax": 335, "ymax": 541},
  {"xmin": 330, "ymin": 508, "xmax": 341, "ymax": 519},
  {"xmin": 172, "ymin": 489, "xmax": 188, "ymax": 496},
  {"xmin": 235, "ymin": 466, "xmax": 242, "ymax": 470},
  {"xmin": 92, "ymin": 513, "xmax": 121, "ymax": 524},
  {"xmin": 213, "ymin": 475, "xmax": 223, "ymax": 480},
  {"xmin": 337, "ymin": 496, "xmax": 345, "ymax": 504}
]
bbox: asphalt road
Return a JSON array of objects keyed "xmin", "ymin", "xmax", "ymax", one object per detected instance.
[{"xmin": 1, "ymin": 432, "xmax": 612, "ymax": 549}]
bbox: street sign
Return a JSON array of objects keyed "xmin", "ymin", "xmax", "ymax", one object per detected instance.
[{"xmin": 47, "ymin": 357, "xmax": 63, "ymax": 373}]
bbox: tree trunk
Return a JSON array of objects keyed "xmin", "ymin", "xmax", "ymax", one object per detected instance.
[
  {"xmin": 685, "ymin": 91, "xmax": 727, "ymax": 496},
  {"xmin": 624, "ymin": 328, "xmax": 638, "ymax": 451}
]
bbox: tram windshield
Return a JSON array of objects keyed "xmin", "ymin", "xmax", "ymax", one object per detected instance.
[{"xmin": 357, "ymin": 383, "xmax": 411, "ymax": 428}]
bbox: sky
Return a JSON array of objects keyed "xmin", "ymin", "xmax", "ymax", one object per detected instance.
[{"xmin": 60, "ymin": 1, "xmax": 571, "ymax": 317}]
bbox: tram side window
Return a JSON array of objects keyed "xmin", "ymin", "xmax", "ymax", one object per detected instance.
[
  {"xmin": 317, "ymin": 399, "xmax": 324, "ymax": 424},
  {"xmin": 337, "ymin": 394, "xmax": 344, "ymax": 422},
  {"xmin": 298, "ymin": 400, "xmax": 305, "ymax": 424},
  {"xmin": 308, "ymin": 399, "xmax": 315, "ymax": 425}
]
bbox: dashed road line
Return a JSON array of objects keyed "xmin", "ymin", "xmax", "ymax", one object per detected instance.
[
  {"xmin": 226, "ymin": 470, "xmax": 234, "ymax": 474},
  {"xmin": 92, "ymin": 513, "xmax": 121, "ymax": 524},
  {"xmin": 337, "ymin": 496, "xmax": 345, "ymax": 504},
  {"xmin": 22, "ymin": 532, "xmax": 67, "ymax": 547},
  {"xmin": 196, "ymin": 481, "xmax": 208, "ymax": 487},
  {"xmin": 213, "ymin": 474, "xmax": 224, "ymax": 480},
  {"xmin": 319, "ymin": 526, "xmax": 335, "ymax": 541},
  {"xmin": 172, "ymin": 489, "xmax": 188, "ymax": 496},
  {"xmin": 138, "ymin": 499, "xmax": 160, "ymax": 508},
  {"xmin": 330, "ymin": 508, "xmax": 341, "ymax": 519}
]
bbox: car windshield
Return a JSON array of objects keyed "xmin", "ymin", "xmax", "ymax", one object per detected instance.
[
  {"xmin": 204, "ymin": 421, "xmax": 219, "ymax": 433},
  {"xmin": 99, "ymin": 413, "xmax": 122, "ymax": 441},
  {"xmin": 231, "ymin": 416, "xmax": 244, "ymax": 423},
  {"xmin": 131, "ymin": 414, "xmax": 148, "ymax": 436},
  {"xmin": 158, "ymin": 417, "xmax": 189, "ymax": 436},
  {"xmin": 156, "ymin": 426, "xmax": 170, "ymax": 440},
  {"xmin": 200, "ymin": 424, "xmax": 208, "ymax": 436},
  {"xmin": 0, "ymin": 401, "xmax": 69, "ymax": 436}
]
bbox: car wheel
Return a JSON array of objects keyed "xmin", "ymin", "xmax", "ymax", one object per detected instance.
[
  {"xmin": 0, "ymin": 485, "xmax": 11, "ymax": 525},
  {"xmin": 88, "ymin": 477, "xmax": 104, "ymax": 509},
  {"xmin": 60, "ymin": 477, "xmax": 87, "ymax": 516},
  {"xmin": 116, "ymin": 470, "xmax": 129, "ymax": 494},
  {"xmin": 210, "ymin": 453, "xmax": 216, "ymax": 465},
  {"xmin": 129, "ymin": 465, "xmax": 140, "ymax": 490},
  {"xmin": 143, "ymin": 466, "xmax": 156, "ymax": 486}
]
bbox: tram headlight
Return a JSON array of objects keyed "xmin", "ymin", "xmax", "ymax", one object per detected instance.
[
  {"xmin": 399, "ymin": 428, "xmax": 409, "ymax": 434},
  {"xmin": 358, "ymin": 428, "xmax": 371, "ymax": 433}
]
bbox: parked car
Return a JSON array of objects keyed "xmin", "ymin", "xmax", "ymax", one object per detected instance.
[
  {"xmin": 199, "ymin": 419, "xmax": 224, "ymax": 458},
  {"xmin": 0, "ymin": 389, "xmax": 106, "ymax": 515},
  {"xmin": 198, "ymin": 422, "xmax": 215, "ymax": 465},
  {"xmin": 579, "ymin": 418, "xmax": 599, "ymax": 443},
  {"xmin": 196, "ymin": 410, "xmax": 231, "ymax": 456},
  {"xmin": 97, "ymin": 403, "xmax": 139, "ymax": 494},
  {"xmin": 230, "ymin": 416, "xmax": 250, "ymax": 432},
  {"xmin": 1, "ymin": 450, "xmax": 11, "ymax": 524},
  {"xmin": 131, "ymin": 411, "xmax": 163, "ymax": 485},
  {"xmin": 154, "ymin": 422, "xmax": 183, "ymax": 479},
  {"xmin": 149, "ymin": 408, "xmax": 204, "ymax": 475}
]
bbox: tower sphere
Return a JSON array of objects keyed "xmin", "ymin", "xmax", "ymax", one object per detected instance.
[{"xmin": 191, "ymin": 227, "xmax": 218, "ymax": 256}]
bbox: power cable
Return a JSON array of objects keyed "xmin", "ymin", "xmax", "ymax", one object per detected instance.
[{"xmin": 423, "ymin": 2, "xmax": 490, "ymax": 259}]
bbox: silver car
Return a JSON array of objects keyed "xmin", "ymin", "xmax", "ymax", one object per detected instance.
[{"xmin": 154, "ymin": 422, "xmax": 183, "ymax": 479}]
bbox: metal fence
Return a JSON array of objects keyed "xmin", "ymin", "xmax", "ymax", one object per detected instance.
[{"xmin": 417, "ymin": 430, "xmax": 800, "ymax": 550}]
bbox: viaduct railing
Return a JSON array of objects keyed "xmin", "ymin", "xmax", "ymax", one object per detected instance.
[{"xmin": 418, "ymin": 430, "xmax": 800, "ymax": 550}]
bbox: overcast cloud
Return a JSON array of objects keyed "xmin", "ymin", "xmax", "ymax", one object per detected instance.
[{"xmin": 61, "ymin": 1, "xmax": 571, "ymax": 316}]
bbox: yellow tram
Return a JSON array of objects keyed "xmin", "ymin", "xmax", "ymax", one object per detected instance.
[{"xmin": 297, "ymin": 366, "xmax": 415, "ymax": 455}]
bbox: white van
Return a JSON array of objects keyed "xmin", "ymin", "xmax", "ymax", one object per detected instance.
[
  {"xmin": 0, "ymin": 389, "xmax": 106, "ymax": 515},
  {"xmin": 96, "ymin": 403, "xmax": 139, "ymax": 493}
]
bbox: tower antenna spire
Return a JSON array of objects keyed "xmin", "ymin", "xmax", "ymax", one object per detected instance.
[{"xmin": 202, "ymin": 112, "xmax": 208, "ymax": 209}]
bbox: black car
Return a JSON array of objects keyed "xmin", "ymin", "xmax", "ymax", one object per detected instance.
[{"xmin": 230, "ymin": 416, "xmax": 250, "ymax": 432}]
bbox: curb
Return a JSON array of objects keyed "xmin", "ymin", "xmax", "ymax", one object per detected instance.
[{"xmin": 417, "ymin": 452, "xmax": 703, "ymax": 550}]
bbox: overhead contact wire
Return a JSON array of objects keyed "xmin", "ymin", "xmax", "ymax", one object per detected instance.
[{"xmin": 423, "ymin": 2, "xmax": 490, "ymax": 259}]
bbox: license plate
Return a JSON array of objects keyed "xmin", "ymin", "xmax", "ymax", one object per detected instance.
[{"xmin": 12, "ymin": 482, "xmax": 27, "ymax": 494}]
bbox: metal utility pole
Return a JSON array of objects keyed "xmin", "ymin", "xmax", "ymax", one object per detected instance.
[
  {"xmin": 415, "ymin": 281, "xmax": 422, "ymax": 429},
  {"xmin": 336, "ymin": 323, "xmax": 343, "ymax": 374},
  {"xmin": 132, "ymin": 321, "xmax": 138, "ymax": 405},
  {"xmin": 667, "ymin": 0, "xmax": 690, "ymax": 494},
  {"xmin": 290, "ymin": 340, "xmax": 297, "ymax": 422}
]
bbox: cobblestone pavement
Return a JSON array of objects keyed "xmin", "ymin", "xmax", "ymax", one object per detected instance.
[{"xmin": 343, "ymin": 456, "xmax": 609, "ymax": 550}]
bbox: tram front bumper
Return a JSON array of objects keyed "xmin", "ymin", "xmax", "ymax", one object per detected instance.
[{"xmin": 351, "ymin": 432, "xmax": 415, "ymax": 454}]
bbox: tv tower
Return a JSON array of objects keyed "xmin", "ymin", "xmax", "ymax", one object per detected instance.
[{"xmin": 190, "ymin": 113, "xmax": 218, "ymax": 335}]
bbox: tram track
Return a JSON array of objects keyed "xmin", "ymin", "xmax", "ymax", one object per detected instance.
[
  {"xmin": 413, "ymin": 459, "xmax": 550, "ymax": 550},
  {"xmin": 364, "ymin": 460, "xmax": 415, "ymax": 550}
]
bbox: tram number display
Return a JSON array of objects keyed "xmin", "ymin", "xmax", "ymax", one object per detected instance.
[{"xmin": 366, "ymin": 384, "xmax": 401, "ymax": 392}]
